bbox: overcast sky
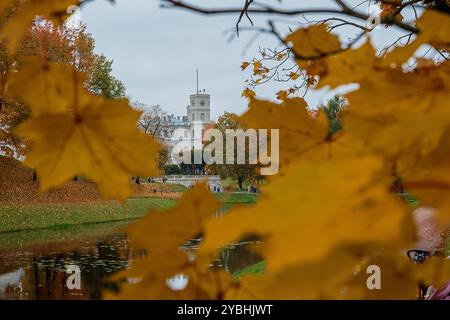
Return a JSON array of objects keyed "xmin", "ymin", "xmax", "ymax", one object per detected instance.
[{"xmin": 76, "ymin": 0, "xmax": 418, "ymax": 120}]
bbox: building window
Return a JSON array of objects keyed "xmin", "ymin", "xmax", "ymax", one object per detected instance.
[
  {"xmin": 200, "ymin": 113, "xmax": 205, "ymax": 121},
  {"xmin": 200, "ymin": 100, "xmax": 205, "ymax": 106},
  {"xmin": 192, "ymin": 114, "xmax": 194, "ymax": 121}
]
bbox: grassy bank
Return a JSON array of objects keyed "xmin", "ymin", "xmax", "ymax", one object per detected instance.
[
  {"xmin": 233, "ymin": 261, "xmax": 266, "ymax": 280},
  {"xmin": 0, "ymin": 197, "xmax": 176, "ymax": 233},
  {"xmin": 215, "ymin": 192, "xmax": 258, "ymax": 211},
  {"xmin": 0, "ymin": 192, "xmax": 258, "ymax": 249},
  {"xmin": 0, "ymin": 193, "xmax": 258, "ymax": 234},
  {"xmin": 0, "ymin": 220, "xmax": 133, "ymax": 250}
]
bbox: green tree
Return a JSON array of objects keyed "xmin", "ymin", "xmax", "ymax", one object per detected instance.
[
  {"xmin": 86, "ymin": 54, "xmax": 126, "ymax": 100},
  {"xmin": 206, "ymin": 112, "xmax": 257, "ymax": 190},
  {"xmin": 320, "ymin": 95, "xmax": 345, "ymax": 137}
]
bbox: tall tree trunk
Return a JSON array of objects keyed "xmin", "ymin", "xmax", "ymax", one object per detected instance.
[{"xmin": 238, "ymin": 175, "xmax": 243, "ymax": 190}]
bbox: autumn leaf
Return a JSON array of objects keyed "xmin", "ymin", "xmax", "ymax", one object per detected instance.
[
  {"xmin": 312, "ymin": 40, "xmax": 378, "ymax": 89},
  {"xmin": 232, "ymin": 245, "xmax": 417, "ymax": 299},
  {"xmin": 241, "ymin": 88, "xmax": 256, "ymax": 99},
  {"xmin": 240, "ymin": 97, "xmax": 356, "ymax": 168},
  {"xmin": 16, "ymin": 94, "xmax": 160, "ymax": 201},
  {"xmin": 289, "ymin": 72, "xmax": 300, "ymax": 80},
  {"xmin": 382, "ymin": 10, "xmax": 450, "ymax": 67},
  {"xmin": 241, "ymin": 61, "xmax": 250, "ymax": 70},
  {"xmin": 413, "ymin": 256, "xmax": 450, "ymax": 293},
  {"xmin": 200, "ymin": 157, "xmax": 412, "ymax": 272},
  {"xmin": 252, "ymin": 60, "xmax": 269, "ymax": 77},
  {"xmin": 401, "ymin": 127, "xmax": 450, "ymax": 227},
  {"xmin": 343, "ymin": 60, "xmax": 450, "ymax": 226},
  {"xmin": 344, "ymin": 61, "xmax": 450, "ymax": 165},
  {"xmin": 108, "ymin": 183, "xmax": 224, "ymax": 299},
  {"xmin": 252, "ymin": 61, "xmax": 262, "ymax": 71},
  {"xmin": 0, "ymin": 0, "xmax": 79, "ymax": 54},
  {"xmin": 0, "ymin": 0, "xmax": 15, "ymax": 15},
  {"xmin": 285, "ymin": 24, "xmax": 340, "ymax": 59},
  {"xmin": 11, "ymin": 59, "xmax": 159, "ymax": 200},
  {"xmin": 127, "ymin": 183, "xmax": 219, "ymax": 253},
  {"xmin": 4, "ymin": 0, "xmax": 448, "ymax": 302},
  {"xmin": 276, "ymin": 90, "xmax": 288, "ymax": 101},
  {"xmin": 6, "ymin": 57, "xmax": 80, "ymax": 114}
]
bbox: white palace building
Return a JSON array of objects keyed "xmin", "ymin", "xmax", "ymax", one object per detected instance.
[{"xmin": 159, "ymin": 89, "xmax": 213, "ymax": 152}]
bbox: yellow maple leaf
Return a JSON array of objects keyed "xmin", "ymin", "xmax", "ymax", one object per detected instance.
[
  {"xmin": 401, "ymin": 126, "xmax": 450, "ymax": 227},
  {"xmin": 240, "ymin": 97, "xmax": 356, "ymax": 168},
  {"xmin": 413, "ymin": 256, "xmax": 450, "ymax": 294},
  {"xmin": 16, "ymin": 94, "xmax": 160, "ymax": 201},
  {"xmin": 7, "ymin": 57, "xmax": 80, "ymax": 114},
  {"xmin": 200, "ymin": 157, "xmax": 411, "ymax": 272},
  {"xmin": 344, "ymin": 61, "xmax": 450, "ymax": 165},
  {"xmin": 12, "ymin": 60, "xmax": 159, "ymax": 200},
  {"xmin": 313, "ymin": 40, "xmax": 378, "ymax": 89},
  {"xmin": 382, "ymin": 10, "xmax": 450, "ymax": 67},
  {"xmin": 126, "ymin": 183, "xmax": 219, "ymax": 253},
  {"xmin": 0, "ymin": 0, "xmax": 79, "ymax": 54},
  {"xmin": 232, "ymin": 245, "xmax": 417, "ymax": 299},
  {"xmin": 108, "ymin": 183, "xmax": 224, "ymax": 299},
  {"xmin": 0, "ymin": 0, "xmax": 15, "ymax": 14},
  {"xmin": 285, "ymin": 24, "xmax": 340, "ymax": 59}
]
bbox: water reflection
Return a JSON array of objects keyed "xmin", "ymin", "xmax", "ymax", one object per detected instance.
[
  {"xmin": 0, "ymin": 234, "xmax": 131, "ymax": 300},
  {"xmin": 0, "ymin": 232, "xmax": 262, "ymax": 300}
]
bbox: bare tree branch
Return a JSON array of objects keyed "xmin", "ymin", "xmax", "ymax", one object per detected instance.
[{"xmin": 160, "ymin": 0, "xmax": 420, "ymax": 33}]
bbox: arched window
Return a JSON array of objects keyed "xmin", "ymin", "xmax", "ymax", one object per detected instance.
[{"xmin": 200, "ymin": 113, "xmax": 205, "ymax": 121}]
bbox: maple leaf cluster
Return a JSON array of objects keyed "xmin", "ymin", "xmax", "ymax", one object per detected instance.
[
  {"xmin": 113, "ymin": 9, "xmax": 450, "ymax": 299},
  {"xmin": 0, "ymin": 1, "xmax": 448, "ymax": 300}
]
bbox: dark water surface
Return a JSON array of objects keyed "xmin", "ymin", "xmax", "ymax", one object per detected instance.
[{"xmin": 0, "ymin": 226, "xmax": 261, "ymax": 300}]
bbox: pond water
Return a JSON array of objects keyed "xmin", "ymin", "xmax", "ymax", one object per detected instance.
[{"xmin": 0, "ymin": 227, "xmax": 261, "ymax": 300}]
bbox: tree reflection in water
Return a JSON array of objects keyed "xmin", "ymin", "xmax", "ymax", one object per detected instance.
[
  {"xmin": 0, "ymin": 234, "xmax": 131, "ymax": 300},
  {"xmin": 0, "ymin": 234, "xmax": 263, "ymax": 300}
]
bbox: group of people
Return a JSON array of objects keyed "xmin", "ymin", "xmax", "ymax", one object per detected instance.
[{"xmin": 210, "ymin": 185, "xmax": 223, "ymax": 193}]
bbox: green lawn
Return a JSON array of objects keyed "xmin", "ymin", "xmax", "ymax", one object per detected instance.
[
  {"xmin": 0, "ymin": 192, "xmax": 258, "ymax": 249},
  {"xmin": 0, "ymin": 197, "xmax": 176, "ymax": 233},
  {"xmin": 0, "ymin": 193, "xmax": 258, "ymax": 234},
  {"xmin": 233, "ymin": 261, "xmax": 266, "ymax": 280},
  {"xmin": 0, "ymin": 220, "xmax": 132, "ymax": 250},
  {"xmin": 215, "ymin": 192, "xmax": 258, "ymax": 204}
]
